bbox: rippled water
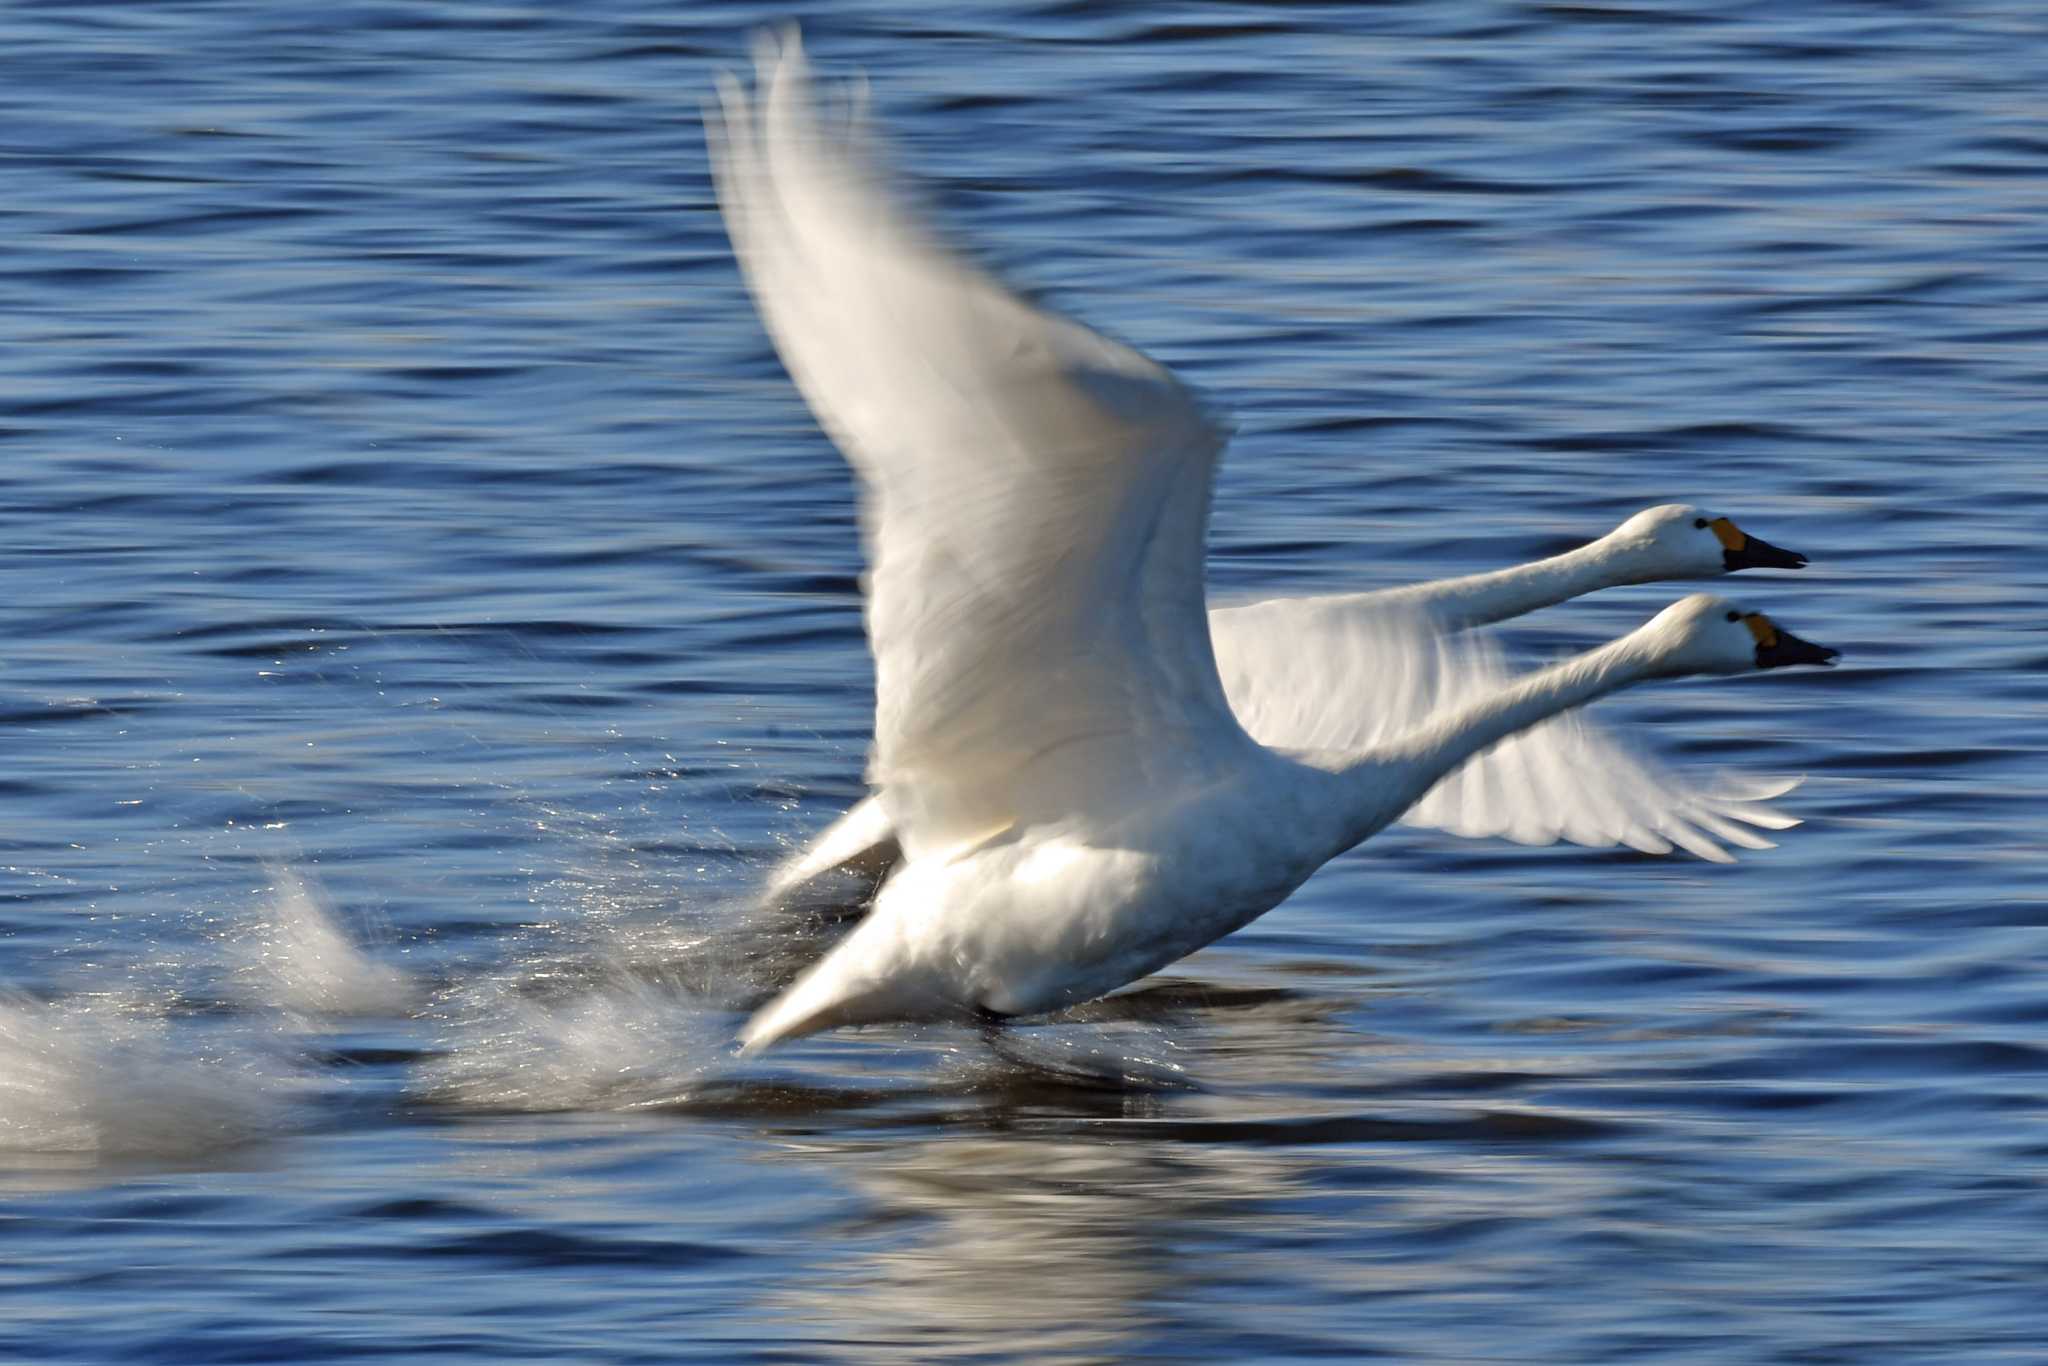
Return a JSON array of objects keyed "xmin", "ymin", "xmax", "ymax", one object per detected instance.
[{"xmin": 3, "ymin": 2, "xmax": 2045, "ymax": 1360}]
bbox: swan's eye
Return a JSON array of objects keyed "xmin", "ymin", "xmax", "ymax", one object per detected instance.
[
  {"xmin": 1726, "ymin": 610, "xmax": 1740, "ymax": 622},
  {"xmin": 1695, "ymin": 518, "xmax": 1709, "ymax": 529}
]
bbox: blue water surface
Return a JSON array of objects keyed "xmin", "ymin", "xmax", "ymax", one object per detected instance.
[{"xmin": 2, "ymin": 2, "xmax": 2045, "ymax": 1361}]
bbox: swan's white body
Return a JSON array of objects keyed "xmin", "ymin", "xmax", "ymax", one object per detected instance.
[{"xmin": 709, "ymin": 35, "xmax": 1835, "ymax": 1052}]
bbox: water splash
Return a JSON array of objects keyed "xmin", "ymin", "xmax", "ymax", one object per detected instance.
[
  {"xmin": 415, "ymin": 958, "xmax": 738, "ymax": 1114},
  {"xmin": 233, "ymin": 869, "xmax": 419, "ymax": 1017},
  {"xmin": 0, "ymin": 993, "xmax": 297, "ymax": 1159},
  {"xmin": 408, "ymin": 868, "xmax": 779, "ymax": 1113}
]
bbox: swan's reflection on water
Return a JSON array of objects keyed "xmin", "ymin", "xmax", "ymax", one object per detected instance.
[
  {"xmin": 696, "ymin": 976, "xmax": 1622, "ymax": 1362},
  {"xmin": 741, "ymin": 1007, "xmax": 1311, "ymax": 1362},
  {"xmin": 768, "ymin": 1133, "xmax": 1279, "ymax": 1363},
  {"xmin": 394, "ymin": 904, "xmax": 1640, "ymax": 1362}
]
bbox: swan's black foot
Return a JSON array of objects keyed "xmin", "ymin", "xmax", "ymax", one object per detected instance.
[
  {"xmin": 973, "ymin": 1017, "xmax": 1197, "ymax": 1094},
  {"xmin": 974, "ymin": 1007, "xmax": 1012, "ymax": 1046}
]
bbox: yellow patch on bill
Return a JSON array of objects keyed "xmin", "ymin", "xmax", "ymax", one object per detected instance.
[
  {"xmin": 1708, "ymin": 517, "xmax": 1747, "ymax": 552},
  {"xmin": 1743, "ymin": 613, "xmax": 1779, "ymax": 649}
]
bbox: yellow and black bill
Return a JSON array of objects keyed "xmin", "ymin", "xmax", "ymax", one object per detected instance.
[
  {"xmin": 1743, "ymin": 612, "xmax": 1839, "ymax": 669},
  {"xmin": 1708, "ymin": 516, "xmax": 1808, "ymax": 571}
]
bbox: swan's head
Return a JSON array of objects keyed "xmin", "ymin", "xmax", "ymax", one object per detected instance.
[
  {"xmin": 1643, "ymin": 594, "xmax": 1839, "ymax": 675},
  {"xmin": 1607, "ymin": 504, "xmax": 1808, "ymax": 579}
]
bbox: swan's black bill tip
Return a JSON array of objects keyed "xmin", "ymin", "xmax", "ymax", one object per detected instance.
[
  {"xmin": 1725, "ymin": 535, "xmax": 1808, "ymax": 572},
  {"xmin": 1756, "ymin": 630, "xmax": 1838, "ymax": 669}
]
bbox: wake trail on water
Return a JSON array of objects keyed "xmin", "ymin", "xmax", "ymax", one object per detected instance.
[
  {"xmin": 0, "ymin": 835, "xmax": 840, "ymax": 1157},
  {"xmin": 0, "ymin": 843, "xmax": 1199, "ymax": 1164},
  {"xmin": 0, "ymin": 870, "xmax": 418, "ymax": 1162}
]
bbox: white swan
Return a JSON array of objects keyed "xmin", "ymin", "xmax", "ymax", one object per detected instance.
[
  {"xmin": 766, "ymin": 503, "xmax": 1811, "ymax": 900},
  {"xmin": 708, "ymin": 35, "xmax": 1839, "ymax": 1051}
]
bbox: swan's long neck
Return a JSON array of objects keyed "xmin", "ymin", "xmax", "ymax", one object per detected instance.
[
  {"xmin": 1349, "ymin": 535, "xmax": 1640, "ymax": 632},
  {"xmin": 1317, "ymin": 630, "xmax": 1662, "ymax": 856}
]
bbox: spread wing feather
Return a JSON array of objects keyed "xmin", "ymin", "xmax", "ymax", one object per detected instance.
[
  {"xmin": 709, "ymin": 33, "xmax": 1244, "ymax": 858},
  {"xmin": 1208, "ymin": 596, "xmax": 1799, "ymax": 863}
]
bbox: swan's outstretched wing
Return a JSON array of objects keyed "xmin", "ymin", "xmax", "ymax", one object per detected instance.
[
  {"xmin": 710, "ymin": 34, "xmax": 1241, "ymax": 857},
  {"xmin": 1209, "ymin": 597, "xmax": 1799, "ymax": 863}
]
